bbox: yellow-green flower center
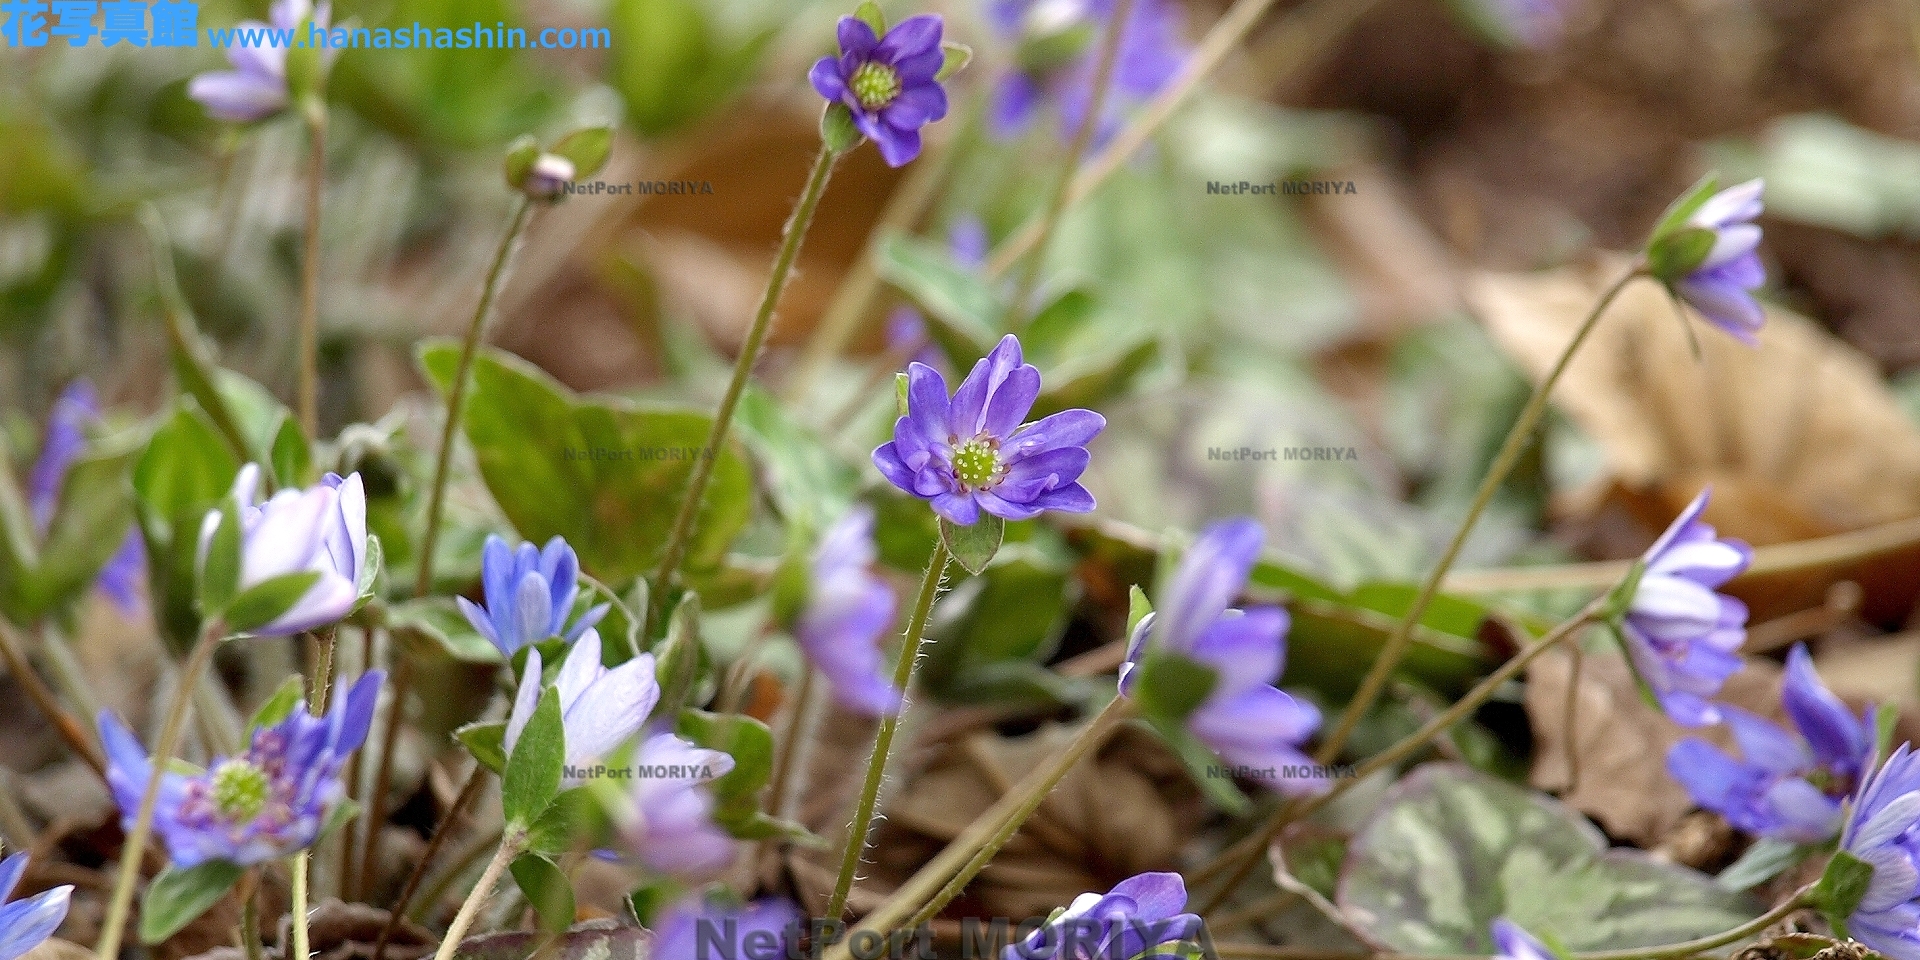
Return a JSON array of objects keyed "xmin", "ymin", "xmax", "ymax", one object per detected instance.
[
  {"xmin": 849, "ymin": 61, "xmax": 902, "ymax": 110},
  {"xmin": 210, "ymin": 759, "xmax": 272, "ymax": 821},
  {"xmin": 952, "ymin": 438, "xmax": 1003, "ymax": 490}
]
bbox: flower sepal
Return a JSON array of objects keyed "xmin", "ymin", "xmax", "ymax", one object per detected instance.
[
  {"xmin": 852, "ymin": 0, "xmax": 886, "ymax": 34},
  {"xmin": 940, "ymin": 513, "xmax": 1004, "ymax": 576},
  {"xmin": 1643, "ymin": 173, "xmax": 1723, "ymax": 259},
  {"xmin": 1647, "ymin": 227, "xmax": 1719, "ymax": 285},
  {"xmin": 821, "ymin": 102, "xmax": 864, "ymax": 155},
  {"xmin": 1131, "ymin": 648, "xmax": 1218, "ymax": 727},
  {"xmin": 1812, "ymin": 849, "xmax": 1877, "ymax": 937},
  {"xmin": 937, "ymin": 41, "xmax": 974, "ymax": 82},
  {"xmin": 1599, "ymin": 556, "xmax": 1648, "ymax": 624}
]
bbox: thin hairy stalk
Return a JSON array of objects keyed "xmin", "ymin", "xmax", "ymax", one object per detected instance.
[
  {"xmin": 786, "ymin": 118, "xmax": 966, "ymax": 403},
  {"xmin": 1005, "ymin": 0, "xmax": 1137, "ymax": 318},
  {"xmin": 823, "ymin": 541, "xmax": 950, "ymax": 922},
  {"xmin": 429, "ymin": 828, "xmax": 526, "ymax": 960},
  {"xmin": 1314, "ymin": 266, "xmax": 1642, "ymax": 765},
  {"xmin": 0, "ymin": 621, "xmax": 104, "ymax": 776},
  {"xmin": 96, "ymin": 619, "xmax": 227, "ymax": 960},
  {"xmin": 652, "ymin": 146, "xmax": 838, "ymax": 598},
  {"xmin": 292, "ymin": 852, "xmax": 312, "ymax": 960},
  {"xmin": 416, "ymin": 196, "xmax": 534, "ymax": 598},
  {"xmin": 291, "ymin": 628, "xmax": 341, "ymax": 957},
  {"xmin": 766, "ymin": 666, "xmax": 816, "ymax": 824},
  {"xmin": 297, "ymin": 108, "xmax": 326, "ymax": 442},
  {"xmin": 358, "ymin": 654, "xmax": 414, "ymax": 902},
  {"xmin": 373, "ymin": 763, "xmax": 488, "ymax": 960},
  {"xmin": 1193, "ymin": 601, "xmax": 1606, "ymax": 913}
]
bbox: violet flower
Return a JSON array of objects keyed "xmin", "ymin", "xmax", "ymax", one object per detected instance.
[
  {"xmin": 505, "ymin": 629, "xmax": 656, "ymax": 787},
  {"xmin": 1617, "ymin": 489, "xmax": 1751, "ymax": 727},
  {"xmin": 1835, "ymin": 743, "xmax": 1920, "ymax": 960},
  {"xmin": 198, "ymin": 464, "xmax": 367, "ymax": 637},
  {"xmin": 810, "ymin": 14, "xmax": 950, "ymax": 166},
  {"xmin": 187, "ymin": 0, "xmax": 333, "ymax": 123},
  {"xmin": 987, "ymin": 0, "xmax": 1186, "ymax": 146},
  {"xmin": 1490, "ymin": 919, "xmax": 1555, "ymax": 960},
  {"xmin": 651, "ymin": 895, "xmax": 804, "ymax": 960},
  {"xmin": 619, "ymin": 732, "xmax": 739, "ymax": 879},
  {"xmin": 26, "ymin": 380, "xmax": 144, "ymax": 613},
  {"xmin": 0, "ymin": 853, "xmax": 70, "ymax": 960},
  {"xmin": 873, "ymin": 334, "xmax": 1103, "ymax": 525},
  {"xmin": 1121, "ymin": 518, "xmax": 1324, "ymax": 794},
  {"xmin": 98, "ymin": 671, "xmax": 383, "ymax": 868},
  {"xmin": 523, "ymin": 153, "xmax": 577, "ymax": 200},
  {"xmin": 1666, "ymin": 643, "xmax": 1873, "ymax": 843},
  {"xmin": 458, "ymin": 534, "xmax": 608, "ymax": 658},
  {"xmin": 1003, "ymin": 872, "xmax": 1200, "ymax": 960},
  {"xmin": 1663, "ymin": 179, "xmax": 1767, "ymax": 344},
  {"xmin": 796, "ymin": 506, "xmax": 903, "ymax": 716}
]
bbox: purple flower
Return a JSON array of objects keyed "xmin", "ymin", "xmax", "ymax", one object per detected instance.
[
  {"xmin": 1670, "ymin": 180, "xmax": 1767, "ymax": 344},
  {"xmin": 26, "ymin": 380, "xmax": 145, "ymax": 613},
  {"xmin": 523, "ymin": 153, "xmax": 577, "ymax": 199},
  {"xmin": 505, "ymin": 630, "xmax": 656, "ymax": 787},
  {"xmin": 1002, "ymin": 873, "xmax": 1200, "ymax": 960},
  {"xmin": 0, "ymin": 853, "xmax": 70, "ymax": 960},
  {"xmin": 619, "ymin": 732, "xmax": 738, "ymax": 879},
  {"xmin": 198, "ymin": 464, "xmax": 367, "ymax": 637},
  {"xmin": 796, "ymin": 506, "xmax": 903, "ymax": 716},
  {"xmin": 1490, "ymin": 919, "xmax": 1554, "ymax": 960},
  {"xmin": 873, "ymin": 334, "xmax": 1103, "ymax": 525},
  {"xmin": 99, "ymin": 671, "xmax": 383, "ymax": 868},
  {"xmin": 1666, "ymin": 643, "xmax": 1873, "ymax": 842},
  {"xmin": 1490, "ymin": 0, "xmax": 1568, "ymax": 46},
  {"xmin": 1836, "ymin": 743, "xmax": 1920, "ymax": 960},
  {"xmin": 810, "ymin": 14, "xmax": 950, "ymax": 167},
  {"xmin": 458, "ymin": 534, "xmax": 608, "ymax": 658},
  {"xmin": 651, "ymin": 895, "xmax": 803, "ymax": 960},
  {"xmin": 1121, "ymin": 518, "xmax": 1324, "ymax": 794},
  {"xmin": 187, "ymin": 0, "xmax": 333, "ymax": 123},
  {"xmin": 987, "ymin": 0, "xmax": 1187, "ymax": 146},
  {"xmin": 1618, "ymin": 489, "xmax": 1751, "ymax": 727}
]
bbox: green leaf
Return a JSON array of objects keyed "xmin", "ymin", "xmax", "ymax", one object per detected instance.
[
  {"xmin": 139, "ymin": 860, "xmax": 244, "ymax": 944},
  {"xmin": 876, "ymin": 234, "xmax": 1002, "ymax": 360},
  {"xmin": 197, "ymin": 498, "xmax": 242, "ymax": 616},
  {"xmin": 391, "ymin": 597, "xmax": 506, "ymax": 664},
  {"xmin": 510, "ymin": 853, "xmax": 577, "ymax": 935},
  {"xmin": 22, "ymin": 439, "xmax": 139, "ymax": 618},
  {"xmin": 1339, "ymin": 764, "xmax": 1760, "ymax": 953},
  {"xmin": 732, "ymin": 386, "xmax": 858, "ymax": 527},
  {"xmin": 418, "ymin": 342, "xmax": 753, "ymax": 584},
  {"xmin": 940, "ymin": 514, "xmax": 1003, "ymax": 576},
  {"xmin": 650, "ymin": 593, "xmax": 704, "ymax": 723},
  {"xmin": 1716, "ymin": 838, "xmax": 1810, "ymax": 891},
  {"xmin": 269, "ymin": 413, "xmax": 310, "ymax": 488},
  {"xmin": 457, "ymin": 719, "xmax": 510, "ymax": 774},
  {"xmin": 0, "ymin": 448, "xmax": 33, "ymax": 623},
  {"xmin": 503, "ymin": 135, "xmax": 540, "ymax": 191},
  {"xmin": 1813, "ymin": 850, "xmax": 1876, "ymax": 932},
  {"xmin": 249, "ymin": 675, "xmax": 307, "ymax": 731},
  {"xmin": 135, "ymin": 405, "xmax": 242, "ymax": 650},
  {"xmin": 551, "ymin": 126, "xmax": 614, "ymax": 180},
  {"xmin": 922, "ymin": 538, "xmax": 1078, "ymax": 706},
  {"xmin": 1132, "ymin": 649, "xmax": 1217, "ymax": 725},
  {"xmin": 224, "ymin": 571, "xmax": 322, "ymax": 634},
  {"xmin": 502, "ymin": 686, "xmax": 565, "ymax": 826}
]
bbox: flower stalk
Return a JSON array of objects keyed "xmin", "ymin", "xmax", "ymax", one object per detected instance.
[
  {"xmin": 823, "ymin": 540, "xmax": 949, "ymax": 922},
  {"xmin": 652, "ymin": 145, "xmax": 838, "ymax": 599},
  {"xmin": 94, "ymin": 618, "xmax": 228, "ymax": 960},
  {"xmin": 429, "ymin": 827, "xmax": 526, "ymax": 960}
]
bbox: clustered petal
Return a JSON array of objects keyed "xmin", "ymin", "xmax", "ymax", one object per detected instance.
[
  {"xmin": 0, "ymin": 853, "xmax": 71, "ymax": 960},
  {"xmin": 458, "ymin": 534, "xmax": 608, "ymax": 657},
  {"xmin": 796, "ymin": 506, "xmax": 904, "ymax": 716},
  {"xmin": 1619, "ymin": 489, "xmax": 1751, "ymax": 727},
  {"xmin": 99, "ymin": 672, "xmax": 383, "ymax": 868},
  {"xmin": 987, "ymin": 0, "xmax": 1187, "ymax": 146},
  {"xmin": 198, "ymin": 464, "xmax": 368, "ymax": 637},
  {"xmin": 1672, "ymin": 179, "xmax": 1767, "ymax": 344},
  {"xmin": 1666, "ymin": 643, "xmax": 1872, "ymax": 843},
  {"xmin": 810, "ymin": 14, "xmax": 951, "ymax": 166},
  {"xmin": 504, "ymin": 629, "xmax": 657, "ymax": 786},
  {"xmin": 874, "ymin": 334, "xmax": 1103, "ymax": 525},
  {"xmin": 1121, "ymin": 518, "xmax": 1324, "ymax": 794},
  {"xmin": 1003, "ymin": 873, "xmax": 1201, "ymax": 960},
  {"xmin": 187, "ymin": 0, "xmax": 333, "ymax": 122},
  {"xmin": 26, "ymin": 380, "xmax": 145, "ymax": 613},
  {"xmin": 621, "ymin": 733, "xmax": 739, "ymax": 879},
  {"xmin": 1839, "ymin": 744, "xmax": 1920, "ymax": 960}
]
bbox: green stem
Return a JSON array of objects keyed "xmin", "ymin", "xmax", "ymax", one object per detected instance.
[
  {"xmin": 297, "ymin": 106, "xmax": 326, "ymax": 444},
  {"xmin": 1004, "ymin": 0, "xmax": 1137, "ymax": 319},
  {"xmin": 95, "ymin": 618, "xmax": 227, "ymax": 960},
  {"xmin": 652, "ymin": 145, "xmax": 839, "ymax": 600},
  {"xmin": 1193, "ymin": 600, "xmax": 1606, "ymax": 914},
  {"xmin": 416, "ymin": 196, "xmax": 534, "ymax": 598},
  {"xmin": 1575, "ymin": 887, "xmax": 1808, "ymax": 960},
  {"xmin": 823, "ymin": 540, "xmax": 949, "ymax": 922},
  {"xmin": 430, "ymin": 828, "xmax": 525, "ymax": 960},
  {"xmin": 1313, "ymin": 265, "xmax": 1642, "ymax": 766},
  {"xmin": 291, "ymin": 852, "xmax": 312, "ymax": 960}
]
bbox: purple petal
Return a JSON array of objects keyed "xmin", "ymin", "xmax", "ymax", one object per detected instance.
[
  {"xmin": 188, "ymin": 70, "xmax": 289, "ymax": 122},
  {"xmin": 1025, "ymin": 482, "xmax": 1096, "ymax": 514},
  {"xmin": 995, "ymin": 447, "xmax": 1091, "ymax": 501},
  {"xmin": 503, "ymin": 647, "xmax": 544, "ymax": 757},
  {"xmin": 930, "ymin": 492, "xmax": 981, "ymax": 525},
  {"xmin": 0, "ymin": 854, "xmax": 24, "ymax": 907},
  {"xmin": 1186, "ymin": 607, "xmax": 1289, "ymax": 698},
  {"xmin": 1157, "ymin": 518, "xmax": 1263, "ymax": 654},
  {"xmin": 810, "ymin": 56, "xmax": 850, "ymax": 102},
  {"xmin": 950, "ymin": 336, "xmax": 1027, "ymax": 439},
  {"xmin": 1782, "ymin": 642, "xmax": 1870, "ymax": 776},
  {"xmin": 905, "ymin": 362, "xmax": 952, "ymax": 438},
  {"xmin": 1108, "ymin": 872, "xmax": 1187, "ymax": 922},
  {"xmin": 975, "ymin": 489, "xmax": 1048, "ymax": 521},
  {"xmin": 872, "ymin": 442, "xmax": 922, "ymax": 495},
  {"xmin": 1006, "ymin": 408, "xmax": 1106, "ymax": 459},
  {"xmin": 882, "ymin": 83, "xmax": 950, "ymax": 130},
  {"xmin": 1724, "ymin": 707, "xmax": 1814, "ymax": 776},
  {"xmin": 837, "ymin": 15, "xmax": 879, "ymax": 57},
  {"xmin": 872, "ymin": 124, "xmax": 923, "ymax": 167},
  {"xmin": 1491, "ymin": 919, "xmax": 1556, "ymax": 960},
  {"xmin": 874, "ymin": 14, "xmax": 942, "ymax": 63},
  {"xmin": 0, "ymin": 885, "xmax": 71, "ymax": 960}
]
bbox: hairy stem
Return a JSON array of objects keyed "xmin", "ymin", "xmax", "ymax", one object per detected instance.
[
  {"xmin": 823, "ymin": 541, "xmax": 949, "ymax": 922},
  {"xmin": 95, "ymin": 619, "xmax": 226, "ymax": 960},
  {"xmin": 652, "ymin": 146, "xmax": 838, "ymax": 600},
  {"xmin": 416, "ymin": 196, "xmax": 534, "ymax": 598},
  {"xmin": 429, "ymin": 828, "xmax": 525, "ymax": 960},
  {"xmin": 291, "ymin": 852, "xmax": 312, "ymax": 960}
]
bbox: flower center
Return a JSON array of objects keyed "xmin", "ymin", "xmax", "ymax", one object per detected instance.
[
  {"xmin": 849, "ymin": 61, "xmax": 902, "ymax": 110},
  {"xmin": 210, "ymin": 759, "xmax": 273, "ymax": 821},
  {"xmin": 952, "ymin": 438, "xmax": 1004, "ymax": 491}
]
